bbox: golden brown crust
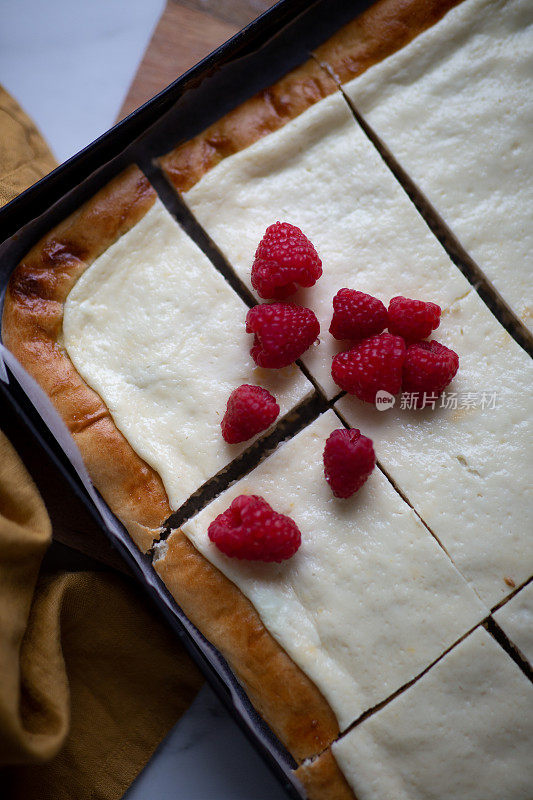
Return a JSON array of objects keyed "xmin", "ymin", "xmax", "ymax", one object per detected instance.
[
  {"xmin": 1, "ymin": 165, "xmax": 172, "ymax": 552},
  {"xmin": 159, "ymin": 58, "xmax": 338, "ymax": 193},
  {"xmin": 295, "ymin": 750, "xmax": 356, "ymax": 800},
  {"xmin": 154, "ymin": 530, "xmax": 340, "ymax": 762},
  {"xmin": 314, "ymin": 0, "xmax": 463, "ymax": 85}
]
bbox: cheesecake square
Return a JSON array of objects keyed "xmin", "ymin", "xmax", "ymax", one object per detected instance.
[
  {"xmin": 61, "ymin": 196, "xmax": 312, "ymax": 511},
  {"xmin": 157, "ymin": 410, "xmax": 486, "ymax": 743}
]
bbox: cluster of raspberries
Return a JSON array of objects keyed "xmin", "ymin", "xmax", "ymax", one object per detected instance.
[
  {"xmin": 214, "ymin": 223, "xmax": 459, "ymax": 562},
  {"xmin": 330, "ymin": 291, "xmax": 458, "ymax": 408}
]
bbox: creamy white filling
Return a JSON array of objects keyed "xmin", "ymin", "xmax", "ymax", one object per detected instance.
[
  {"xmin": 63, "ymin": 200, "xmax": 312, "ymax": 510},
  {"xmin": 184, "ymin": 92, "xmax": 471, "ymax": 398},
  {"xmin": 494, "ymin": 581, "xmax": 533, "ymax": 665},
  {"xmin": 343, "ymin": 0, "xmax": 533, "ymax": 330},
  {"xmin": 336, "ymin": 289, "xmax": 533, "ymax": 607},
  {"xmin": 181, "ymin": 410, "xmax": 486, "ymax": 730},
  {"xmin": 333, "ymin": 626, "xmax": 533, "ymax": 800}
]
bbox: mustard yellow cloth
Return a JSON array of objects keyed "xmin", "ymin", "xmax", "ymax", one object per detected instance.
[
  {"xmin": 0, "ymin": 86, "xmax": 57, "ymax": 206},
  {"xmin": 0, "ymin": 89, "xmax": 203, "ymax": 798}
]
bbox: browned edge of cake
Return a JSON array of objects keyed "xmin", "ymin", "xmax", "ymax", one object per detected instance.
[
  {"xmin": 154, "ymin": 530, "xmax": 340, "ymax": 762},
  {"xmin": 295, "ymin": 749, "xmax": 356, "ymax": 800},
  {"xmin": 313, "ymin": 0, "xmax": 463, "ymax": 86},
  {"xmin": 1, "ymin": 165, "xmax": 171, "ymax": 552},
  {"xmin": 158, "ymin": 58, "xmax": 337, "ymax": 193}
]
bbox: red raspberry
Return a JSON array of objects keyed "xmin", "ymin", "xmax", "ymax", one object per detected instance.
[
  {"xmin": 329, "ymin": 289, "xmax": 387, "ymax": 341},
  {"xmin": 331, "ymin": 333, "xmax": 406, "ymax": 402},
  {"xmin": 251, "ymin": 222, "xmax": 322, "ymax": 299},
  {"xmin": 323, "ymin": 428, "xmax": 376, "ymax": 498},
  {"xmin": 402, "ymin": 340, "xmax": 459, "ymax": 408},
  {"xmin": 221, "ymin": 384, "xmax": 279, "ymax": 444},
  {"xmin": 208, "ymin": 495, "xmax": 301, "ymax": 562},
  {"xmin": 388, "ymin": 296, "xmax": 441, "ymax": 341},
  {"xmin": 246, "ymin": 302, "xmax": 320, "ymax": 369}
]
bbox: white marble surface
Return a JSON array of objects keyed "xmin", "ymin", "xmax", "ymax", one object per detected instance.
[
  {"xmin": 124, "ymin": 685, "xmax": 287, "ymax": 800},
  {"xmin": 0, "ymin": 0, "xmax": 164, "ymax": 162},
  {"xmin": 1, "ymin": 2, "xmax": 290, "ymax": 797}
]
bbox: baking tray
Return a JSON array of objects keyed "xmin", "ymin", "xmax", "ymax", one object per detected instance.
[{"xmin": 0, "ymin": 1, "xmax": 374, "ymax": 796}]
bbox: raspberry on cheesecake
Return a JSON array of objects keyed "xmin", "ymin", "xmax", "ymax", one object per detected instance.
[
  {"xmin": 251, "ymin": 221, "xmax": 322, "ymax": 299},
  {"xmin": 246, "ymin": 302, "xmax": 320, "ymax": 368},
  {"xmin": 388, "ymin": 295, "xmax": 441, "ymax": 341},
  {"xmin": 330, "ymin": 289, "xmax": 387, "ymax": 341},
  {"xmin": 402, "ymin": 340, "xmax": 459, "ymax": 408},
  {"xmin": 208, "ymin": 494, "xmax": 301, "ymax": 562},
  {"xmin": 332, "ymin": 332, "xmax": 406, "ymax": 402},
  {"xmin": 323, "ymin": 428, "xmax": 376, "ymax": 498}
]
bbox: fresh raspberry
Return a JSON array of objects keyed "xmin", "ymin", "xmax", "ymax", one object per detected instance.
[
  {"xmin": 402, "ymin": 340, "xmax": 459, "ymax": 408},
  {"xmin": 329, "ymin": 289, "xmax": 387, "ymax": 341},
  {"xmin": 388, "ymin": 296, "xmax": 441, "ymax": 341},
  {"xmin": 208, "ymin": 495, "xmax": 301, "ymax": 562},
  {"xmin": 323, "ymin": 428, "xmax": 376, "ymax": 498},
  {"xmin": 221, "ymin": 385, "xmax": 279, "ymax": 444},
  {"xmin": 246, "ymin": 302, "xmax": 320, "ymax": 368},
  {"xmin": 251, "ymin": 222, "xmax": 322, "ymax": 299},
  {"xmin": 331, "ymin": 333, "xmax": 406, "ymax": 402}
]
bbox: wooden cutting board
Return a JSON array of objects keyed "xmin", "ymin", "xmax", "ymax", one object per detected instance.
[{"xmin": 118, "ymin": 0, "xmax": 277, "ymax": 121}]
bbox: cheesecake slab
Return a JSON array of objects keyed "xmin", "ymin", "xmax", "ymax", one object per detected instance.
[
  {"xmin": 2, "ymin": 167, "xmax": 312, "ymax": 548},
  {"xmin": 298, "ymin": 626, "xmax": 533, "ymax": 800},
  {"xmin": 336, "ymin": 0, "xmax": 533, "ymax": 331},
  {"xmin": 178, "ymin": 92, "xmax": 472, "ymax": 398},
  {"xmin": 494, "ymin": 581, "xmax": 533, "ymax": 666},
  {"xmin": 163, "ymin": 410, "xmax": 487, "ymax": 736},
  {"xmin": 336, "ymin": 289, "xmax": 533, "ymax": 607}
]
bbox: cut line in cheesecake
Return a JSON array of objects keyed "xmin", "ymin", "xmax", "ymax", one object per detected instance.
[
  {"xmin": 158, "ymin": 389, "xmax": 327, "ymax": 535},
  {"xmin": 491, "ymin": 579, "xmax": 533, "ymax": 673},
  {"xmin": 143, "ymin": 159, "xmax": 258, "ymax": 309}
]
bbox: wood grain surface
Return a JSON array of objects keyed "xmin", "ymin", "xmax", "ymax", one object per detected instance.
[{"xmin": 118, "ymin": 0, "xmax": 277, "ymax": 120}]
